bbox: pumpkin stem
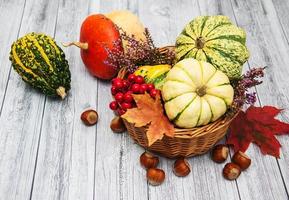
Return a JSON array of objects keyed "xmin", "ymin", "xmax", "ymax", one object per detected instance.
[
  {"xmin": 196, "ymin": 86, "xmax": 206, "ymax": 97},
  {"xmin": 56, "ymin": 86, "xmax": 67, "ymax": 99},
  {"xmin": 62, "ymin": 42, "xmax": 88, "ymax": 50},
  {"xmin": 195, "ymin": 37, "xmax": 205, "ymax": 49}
]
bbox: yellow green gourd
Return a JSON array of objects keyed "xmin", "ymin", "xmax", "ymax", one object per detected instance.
[
  {"xmin": 134, "ymin": 64, "xmax": 171, "ymax": 89},
  {"xmin": 9, "ymin": 33, "xmax": 71, "ymax": 99}
]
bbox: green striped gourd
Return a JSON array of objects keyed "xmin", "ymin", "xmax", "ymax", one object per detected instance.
[
  {"xmin": 9, "ymin": 33, "xmax": 71, "ymax": 99},
  {"xmin": 175, "ymin": 15, "xmax": 249, "ymax": 79},
  {"xmin": 162, "ymin": 58, "xmax": 234, "ymax": 128}
]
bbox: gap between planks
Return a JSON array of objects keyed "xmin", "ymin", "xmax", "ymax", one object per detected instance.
[
  {"xmin": 197, "ymin": 1, "xmax": 242, "ymax": 200},
  {"xmin": 28, "ymin": 0, "xmax": 61, "ymax": 198},
  {"xmin": 0, "ymin": 0, "xmax": 27, "ymax": 117},
  {"xmin": 269, "ymin": 1, "xmax": 289, "ymax": 197},
  {"xmin": 229, "ymin": 0, "xmax": 289, "ymax": 198}
]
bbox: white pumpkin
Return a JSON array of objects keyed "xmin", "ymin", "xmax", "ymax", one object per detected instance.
[{"xmin": 162, "ymin": 58, "xmax": 234, "ymax": 128}]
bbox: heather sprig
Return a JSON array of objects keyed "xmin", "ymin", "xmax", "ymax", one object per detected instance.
[
  {"xmin": 231, "ymin": 67, "xmax": 265, "ymax": 111},
  {"xmin": 105, "ymin": 28, "xmax": 175, "ymax": 73}
]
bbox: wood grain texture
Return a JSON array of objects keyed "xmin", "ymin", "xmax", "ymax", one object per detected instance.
[
  {"xmin": 198, "ymin": 1, "xmax": 288, "ymax": 200},
  {"xmin": 93, "ymin": 1, "xmax": 148, "ymax": 199},
  {"xmin": 0, "ymin": 0, "xmax": 59, "ymax": 199},
  {"xmin": 92, "ymin": 1, "xmax": 121, "ymax": 198},
  {"xmin": 119, "ymin": 2, "xmax": 151, "ymax": 200},
  {"xmin": 270, "ymin": 0, "xmax": 289, "ymax": 194},
  {"xmin": 0, "ymin": 0, "xmax": 289, "ymax": 199},
  {"xmin": 241, "ymin": 0, "xmax": 289, "ymax": 197},
  {"xmin": 0, "ymin": 0, "xmax": 26, "ymax": 114},
  {"xmin": 139, "ymin": 1, "xmax": 239, "ymax": 200},
  {"xmin": 29, "ymin": 0, "xmax": 97, "ymax": 199},
  {"xmin": 273, "ymin": 0, "xmax": 289, "ymax": 42},
  {"xmin": 229, "ymin": 0, "xmax": 289, "ymax": 199}
]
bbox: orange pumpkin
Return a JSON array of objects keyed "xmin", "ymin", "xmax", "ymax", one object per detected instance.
[{"xmin": 64, "ymin": 14, "xmax": 123, "ymax": 80}]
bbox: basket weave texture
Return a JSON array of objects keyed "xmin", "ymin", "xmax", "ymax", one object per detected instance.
[
  {"xmin": 123, "ymin": 115, "xmax": 236, "ymax": 158},
  {"xmin": 119, "ymin": 46, "xmax": 238, "ymax": 158}
]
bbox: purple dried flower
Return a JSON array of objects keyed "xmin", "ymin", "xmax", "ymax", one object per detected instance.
[
  {"xmin": 231, "ymin": 67, "xmax": 265, "ymax": 111},
  {"xmin": 244, "ymin": 67, "xmax": 264, "ymax": 79},
  {"xmin": 105, "ymin": 28, "xmax": 175, "ymax": 73},
  {"xmin": 245, "ymin": 92, "xmax": 257, "ymax": 105}
]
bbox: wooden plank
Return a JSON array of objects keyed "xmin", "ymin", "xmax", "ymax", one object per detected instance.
[
  {"xmin": 119, "ymin": 2, "xmax": 151, "ymax": 199},
  {"xmin": 29, "ymin": 0, "xmax": 97, "ymax": 200},
  {"xmin": 265, "ymin": 0, "xmax": 289, "ymax": 192},
  {"xmin": 0, "ymin": 0, "xmax": 26, "ymax": 114},
  {"xmin": 198, "ymin": 0, "xmax": 235, "ymax": 17},
  {"xmin": 0, "ymin": 0, "xmax": 59, "ymax": 199},
  {"xmin": 201, "ymin": 0, "xmax": 288, "ymax": 199},
  {"xmin": 138, "ymin": 1, "xmax": 240, "ymax": 199},
  {"xmin": 0, "ymin": 1, "xmax": 288, "ymax": 200},
  {"xmin": 92, "ymin": 2, "xmax": 121, "ymax": 199},
  {"xmin": 272, "ymin": 0, "xmax": 289, "ymax": 41},
  {"xmin": 92, "ymin": 1, "xmax": 148, "ymax": 199},
  {"xmin": 228, "ymin": 0, "xmax": 289, "ymax": 199}
]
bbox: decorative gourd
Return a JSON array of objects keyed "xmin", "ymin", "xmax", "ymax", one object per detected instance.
[
  {"xmin": 64, "ymin": 14, "xmax": 122, "ymax": 80},
  {"xmin": 105, "ymin": 10, "xmax": 146, "ymax": 44},
  {"xmin": 9, "ymin": 33, "xmax": 71, "ymax": 99},
  {"xmin": 134, "ymin": 64, "xmax": 171, "ymax": 89},
  {"xmin": 162, "ymin": 58, "xmax": 234, "ymax": 128},
  {"xmin": 175, "ymin": 15, "xmax": 249, "ymax": 79}
]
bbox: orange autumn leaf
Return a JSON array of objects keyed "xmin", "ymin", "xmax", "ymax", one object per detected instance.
[{"xmin": 121, "ymin": 93, "xmax": 174, "ymax": 146}]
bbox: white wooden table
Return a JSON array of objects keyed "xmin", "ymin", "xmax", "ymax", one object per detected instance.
[{"xmin": 0, "ymin": 0, "xmax": 289, "ymax": 199}]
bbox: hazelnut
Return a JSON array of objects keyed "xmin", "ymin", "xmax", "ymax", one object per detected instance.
[
  {"xmin": 110, "ymin": 116, "xmax": 126, "ymax": 133},
  {"xmin": 140, "ymin": 152, "xmax": 159, "ymax": 169},
  {"xmin": 232, "ymin": 151, "xmax": 251, "ymax": 170},
  {"xmin": 223, "ymin": 163, "xmax": 241, "ymax": 180},
  {"xmin": 81, "ymin": 109, "xmax": 98, "ymax": 126},
  {"xmin": 173, "ymin": 158, "xmax": 191, "ymax": 177},
  {"xmin": 147, "ymin": 168, "xmax": 165, "ymax": 186},
  {"xmin": 211, "ymin": 144, "xmax": 229, "ymax": 163}
]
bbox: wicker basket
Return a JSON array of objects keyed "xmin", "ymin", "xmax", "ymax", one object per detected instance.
[
  {"xmin": 118, "ymin": 46, "xmax": 238, "ymax": 159},
  {"xmin": 123, "ymin": 115, "xmax": 236, "ymax": 158}
]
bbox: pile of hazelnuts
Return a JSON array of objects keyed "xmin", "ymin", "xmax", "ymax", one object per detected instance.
[
  {"xmin": 80, "ymin": 91, "xmax": 251, "ymax": 184},
  {"xmin": 80, "ymin": 112, "xmax": 251, "ymax": 184},
  {"xmin": 140, "ymin": 152, "xmax": 191, "ymax": 186},
  {"xmin": 140, "ymin": 144, "xmax": 251, "ymax": 186},
  {"xmin": 211, "ymin": 144, "xmax": 251, "ymax": 180},
  {"xmin": 80, "ymin": 110, "xmax": 251, "ymax": 183}
]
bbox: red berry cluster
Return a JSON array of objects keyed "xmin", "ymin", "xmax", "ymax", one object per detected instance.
[{"xmin": 109, "ymin": 74, "xmax": 160, "ymax": 115}]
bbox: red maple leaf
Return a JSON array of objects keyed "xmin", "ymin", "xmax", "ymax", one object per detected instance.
[{"xmin": 227, "ymin": 106, "xmax": 289, "ymax": 158}]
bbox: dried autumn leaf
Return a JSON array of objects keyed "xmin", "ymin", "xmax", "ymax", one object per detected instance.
[
  {"xmin": 227, "ymin": 106, "xmax": 289, "ymax": 158},
  {"xmin": 121, "ymin": 93, "xmax": 174, "ymax": 146}
]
